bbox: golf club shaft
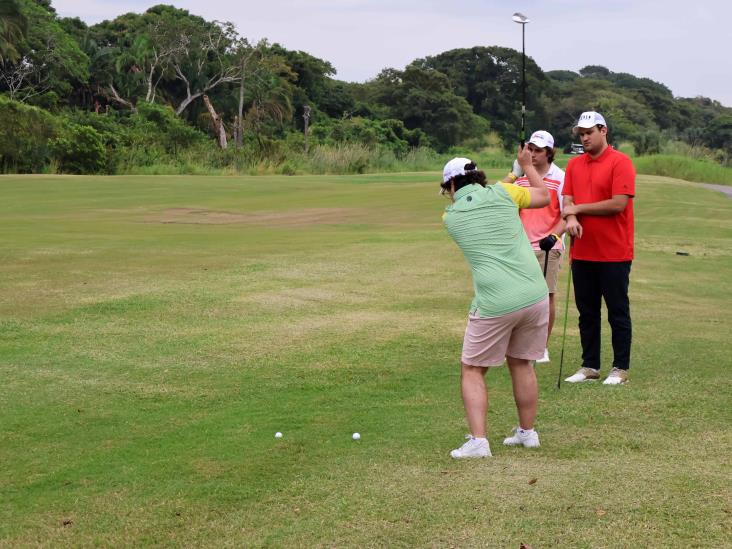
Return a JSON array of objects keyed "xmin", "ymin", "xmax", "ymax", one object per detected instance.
[
  {"xmin": 557, "ymin": 239, "xmax": 573, "ymax": 389},
  {"xmin": 543, "ymin": 249, "xmax": 549, "ymax": 278}
]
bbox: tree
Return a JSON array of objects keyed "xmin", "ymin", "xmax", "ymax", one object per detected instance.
[
  {"xmin": 241, "ymin": 52, "xmax": 295, "ymax": 146},
  {"xmin": 84, "ymin": 6, "xmax": 241, "ymax": 117},
  {"xmin": 705, "ymin": 115, "xmax": 732, "ymax": 155},
  {"xmin": 269, "ymin": 44, "xmax": 339, "ymax": 123},
  {"xmin": 0, "ymin": 0, "xmax": 27, "ymax": 64},
  {"xmin": 232, "ymin": 38, "xmax": 264, "ymax": 149},
  {"xmin": 0, "ymin": 0, "xmax": 88, "ymax": 106},
  {"xmin": 151, "ymin": 10, "xmax": 240, "ymax": 116},
  {"xmin": 417, "ymin": 46, "xmax": 548, "ymax": 148},
  {"xmin": 546, "ymin": 70, "xmax": 579, "ymax": 83},
  {"xmin": 366, "ymin": 64, "xmax": 487, "ymax": 150}
]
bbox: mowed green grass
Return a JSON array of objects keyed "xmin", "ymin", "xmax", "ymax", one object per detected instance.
[{"xmin": 1, "ymin": 172, "xmax": 730, "ymax": 547}]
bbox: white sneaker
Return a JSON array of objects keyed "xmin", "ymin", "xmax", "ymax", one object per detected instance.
[
  {"xmin": 535, "ymin": 349, "xmax": 550, "ymax": 363},
  {"xmin": 602, "ymin": 367, "xmax": 629, "ymax": 385},
  {"xmin": 502, "ymin": 427, "xmax": 540, "ymax": 448},
  {"xmin": 450, "ymin": 435, "xmax": 491, "ymax": 459},
  {"xmin": 565, "ymin": 367, "xmax": 600, "ymax": 383}
]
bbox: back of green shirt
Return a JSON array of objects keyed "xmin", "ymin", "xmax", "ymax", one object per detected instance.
[{"xmin": 444, "ymin": 183, "xmax": 548, "ymax": 317}]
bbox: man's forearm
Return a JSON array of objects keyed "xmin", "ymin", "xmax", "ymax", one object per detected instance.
[{"xmin": 562, "ymin": 195, "xmax": 629, "ymax": 218}]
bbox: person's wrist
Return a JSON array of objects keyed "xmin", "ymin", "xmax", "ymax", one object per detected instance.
[{"xmin": 506, "ymin": 172, "xmax": 517, "ymax": 182}]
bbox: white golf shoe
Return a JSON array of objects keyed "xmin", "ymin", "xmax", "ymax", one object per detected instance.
[
  {"xmin": 502, "ymin": 427, "xmax": 540, "ymax": 448},
  {"xmin": 602, "ymin": 367, "xmax": 629, "ymax": 385},
  {"xmin": 450, "ymin": 435, "xmax": 491, "ymax": 459},
  {"xmin": 535, "ymin": 349, "xmax": 550, "ymax": 363},
  {"xmin": 565, "ymin": 367, "xmax": 600, "ymax": 383}
]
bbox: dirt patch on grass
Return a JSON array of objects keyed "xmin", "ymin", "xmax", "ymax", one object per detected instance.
[{"xmin": 151, "ymin": 207, "xmax": 367, "ymax": 226}]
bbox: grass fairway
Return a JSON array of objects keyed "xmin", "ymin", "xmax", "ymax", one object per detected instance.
[{"xmin": 1, "ymin": 172, "xmax": 730, "ymax": 548}]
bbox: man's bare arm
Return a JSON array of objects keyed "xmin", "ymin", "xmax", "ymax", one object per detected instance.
[
  {"xmin": 517, "ymin": 145, "xmax": 549, "ymax": 208},
  {"xmin": 562, "ymin": 195, "xmax": 629, "ymax": 218}
]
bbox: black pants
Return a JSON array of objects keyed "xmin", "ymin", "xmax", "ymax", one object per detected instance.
[{"xmin": 571, "ymin": 260, "xmax": 632, "ymax": 371}]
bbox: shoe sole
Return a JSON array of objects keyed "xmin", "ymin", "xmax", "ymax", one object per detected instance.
[{"xmin": 564, "ymin": 378, "xmax": 599, "ymax": 383}]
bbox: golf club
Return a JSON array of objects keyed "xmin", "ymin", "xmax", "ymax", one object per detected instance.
[
  {"xmin": 512, "ymin": 12, "xmax": 530, "ymax": 145},
  {"xmin": 557, "ymin": 238, "xmax": 573, "ymax": 389},
  {"xmin": 543, "ymin": 249, "xmax": 549, "ymax": 277}
]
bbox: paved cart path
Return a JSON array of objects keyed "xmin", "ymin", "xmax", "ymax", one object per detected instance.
[{"xmin": 702, "ymin": 183, "xmax": 732, "ymax": 198}]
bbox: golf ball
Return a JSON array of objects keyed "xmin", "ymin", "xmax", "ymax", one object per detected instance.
[
  {"xmin": 274, "ymin": 432, "xmax": 283, "ymax": 439},
  {"xmin": 352, "ymin": 432, "xmax": 361, "ymax": 440}
]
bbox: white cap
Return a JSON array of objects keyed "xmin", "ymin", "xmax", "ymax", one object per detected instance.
[
  {"xmin": 442, "ymin": 157, "xmax": 474, "ymax": 183},
  {"xmin": 573, "ymin": 111, "xmax": 607, "ymax": 130},
  {"xmin": 528, "ymin": 130, "xmax": 554, "ymax": 149}
]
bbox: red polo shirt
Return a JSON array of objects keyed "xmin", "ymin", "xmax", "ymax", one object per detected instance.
[{"xmin": 563, "ymin": 146, "xmax": 635, "ymax": 261}]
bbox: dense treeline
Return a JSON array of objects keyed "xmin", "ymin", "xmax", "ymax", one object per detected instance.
[{"xmin": 1, "ymin": 0, "xmax": 730, "ymax": 174}]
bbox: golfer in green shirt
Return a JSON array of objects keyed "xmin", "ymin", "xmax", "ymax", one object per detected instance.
[{"xmin": 442, "ymin": 146, "xmax": 550, "ymax": 458}]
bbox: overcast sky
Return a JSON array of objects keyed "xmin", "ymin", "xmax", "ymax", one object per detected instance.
[{"xmin": 52, "ymin": 0, "xmax": 731, "ymax": 107}]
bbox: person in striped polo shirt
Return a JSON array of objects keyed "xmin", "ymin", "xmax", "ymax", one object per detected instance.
[
  {"xmin": 504, "ymin": 131, "xmax": 566, "ymax": 364},
  {"xmin": 442, "ymin": 145, "xmax": 551, "ymax": 459}
]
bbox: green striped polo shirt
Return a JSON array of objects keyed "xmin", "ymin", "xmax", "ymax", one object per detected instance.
[{"xmin": 443, "ymin": 183, "xmax": 548, "ymax": 317}]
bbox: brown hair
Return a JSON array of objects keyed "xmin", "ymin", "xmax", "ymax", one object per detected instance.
[{"xmin": 440, "ymin": 162, "xmax": 487, "ymax": 194}]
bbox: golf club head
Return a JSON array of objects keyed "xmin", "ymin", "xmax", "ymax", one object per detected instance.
[{"xmin": 512, "ymin": 12, "xmax": 530, "ymax": 24}]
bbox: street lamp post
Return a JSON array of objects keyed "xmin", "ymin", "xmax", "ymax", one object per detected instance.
[{"xmin": 512, "ymin": 12, "xmax": 530, "ymax": 145}]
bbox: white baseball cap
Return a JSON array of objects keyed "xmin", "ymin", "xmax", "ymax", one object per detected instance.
[
  {"xmin": 528, "ymin": 130, "xmax": 554, "ymax": 149},
  {"xmin": 442, "ymin": 157, "xmax": 475, "ymax": 183},
  {"xmin": 573, "ymin": 111, "xmax": 607, "ymax": 130}
]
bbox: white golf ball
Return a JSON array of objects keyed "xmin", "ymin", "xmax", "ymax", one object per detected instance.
[
  {"xmin": 274, "ymin": 432, "xmax": 283, "ymax": 439},
  {"xmin": 352, "ymin": 432, "xmax": 361, "ymax": 440}
]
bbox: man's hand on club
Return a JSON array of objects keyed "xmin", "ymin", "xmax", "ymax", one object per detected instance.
[
  {"xmin": 539, "ymin": 233, "xmax": 559, "ymax": 251},
  {"xmin": 517, "ymin": 144, "xmax": 532, "ymax": 172}
]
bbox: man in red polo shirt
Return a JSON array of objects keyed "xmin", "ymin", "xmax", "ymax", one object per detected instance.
[{"xmin": 561, "ymin": 111, "xmax": 636, "ymax": 385}]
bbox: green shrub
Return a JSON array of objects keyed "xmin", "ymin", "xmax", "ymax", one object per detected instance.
[
  {"xmin": 633, "ymin": 130, "xmax": 662, "ymax": 156},
  {"xmin": 310, "ymin": 117, "xmax": 426, "ymax": 156},
  {"xmin": 0, "ymin": 96, "xmax": 59, "ymax": 172},
  {"xmin": 50, "ymin": 123, "xmax": 106, "ymax": 174},
  {"xmin": 134, "ymin": 102, "xmax": 205, "ymax": 154}
]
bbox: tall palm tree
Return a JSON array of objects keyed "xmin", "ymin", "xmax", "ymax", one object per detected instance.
[
  {"xmin": 0, "ymin": 0, "xmax": 27, "ymax": 64},
  {"xmin": 243, "ymin": 54, "xmax": 295, "ymax": 145}
]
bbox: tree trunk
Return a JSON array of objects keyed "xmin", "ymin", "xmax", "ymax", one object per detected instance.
[
  {"xmin": 303, "ymin": 105, "xmax": 311, "ymax": 153},
  {"xmin": 236, "ymin": 59, "xmax": 245, "ymax": 149},
  {"xmin": 107, "ymin": 84, "xmax": 136, "ymax": 112},
  {"xmin": 233, "ymin": 116, "xmax": 240, "ymax": 149},
  {"xmin": 203, "ymin": 94, "xmax": 227, "ymax": 149}
]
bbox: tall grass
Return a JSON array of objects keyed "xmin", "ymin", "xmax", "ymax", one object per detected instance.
[
  {"xmin": 108, "ymin": 138, "xmax": 732, "ymax": 185},
  {"xmin": 634, "ymin": 154, "xmax": 732, "ymax": 185}
]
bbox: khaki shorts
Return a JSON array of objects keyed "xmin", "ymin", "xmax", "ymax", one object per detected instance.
[
  {"xmin": 535, "ymin": 249, "xmax": 563, "ymax": 293},
  {"xmin": 461, "ymin": 297, "xmax": 549, "ymax": 367}
]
